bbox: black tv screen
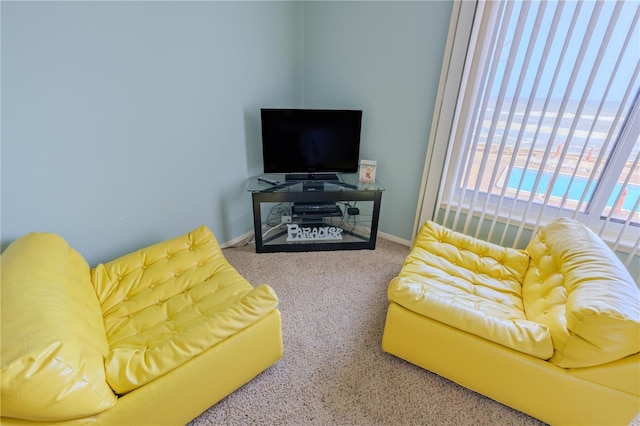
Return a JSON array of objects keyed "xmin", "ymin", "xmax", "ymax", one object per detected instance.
[{"xmin": 261, "ymin": 108, "xmax": 362, "ymax": 178}]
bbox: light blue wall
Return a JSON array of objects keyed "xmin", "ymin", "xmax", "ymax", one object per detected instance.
[
  {"xmin": 302, "ymin": 1, "xmax": 453, "ymax": 241},
  {"xmin": 1, "ymin": 1, "xmax": 302, "ymax": 264},
  {"xmin": 1, "ymin": 1, "xmax": 453, "ymax": 264}
]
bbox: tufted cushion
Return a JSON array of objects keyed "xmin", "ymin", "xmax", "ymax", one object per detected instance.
[
  {"xmin": 522, "ymin": 218, "xmax": 640, "ymax": 368},
  {"xmin": 388, "ymin": 221, "xmax": 553, "ymax": 359},
  {"xmin": 1, "ymin": 233, "xmax": 116, "ymax": 421},
  {"xmin": 92, "ymin": 225, "xmax": 279, "ymax": 394}
]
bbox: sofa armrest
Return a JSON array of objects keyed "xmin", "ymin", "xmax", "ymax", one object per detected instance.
[
  {"xmin": 1, "ymin": 233, "xmax": 116, "ymax": 421},
  {"xmin": 523, "ymin": 218, "xmax": 640, "ymax": 368}
]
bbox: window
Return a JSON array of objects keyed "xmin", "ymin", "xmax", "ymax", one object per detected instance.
[{"xmin": 433, "ymin": 0, "xmax": 639, "ymax": 267}]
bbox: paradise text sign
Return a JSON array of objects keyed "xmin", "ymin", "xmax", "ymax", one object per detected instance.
[{"xmin": 286, "ymin": 224, "xmax": 343, "ymax": 241}]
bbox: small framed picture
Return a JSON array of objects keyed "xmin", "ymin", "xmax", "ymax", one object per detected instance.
[{"xmin": 359, "ymin": 159, "xmax": 377, "ymax": 183}]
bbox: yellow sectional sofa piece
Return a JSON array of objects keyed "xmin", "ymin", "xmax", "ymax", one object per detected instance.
[
  {"xmin": 1, "ymin": 225, "xmax": 283, "ymax": 425},
  {"xmin": 382, "ymin": 218, "xmax": 640, "ymax": 425}
]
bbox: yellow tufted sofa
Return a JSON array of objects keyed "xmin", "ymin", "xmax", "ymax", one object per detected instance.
[
  {"xmin": 382, "ymin": 218, "xmax": 640, "ymax": 425},
  {"xmin": 1, "ymin": 225, "xmax": 283, "ymax": 425}
]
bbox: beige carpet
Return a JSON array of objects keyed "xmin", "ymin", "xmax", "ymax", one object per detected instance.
[{"xmin": 189, "ymin": 238, "xmax": 546, "ymax": 426}]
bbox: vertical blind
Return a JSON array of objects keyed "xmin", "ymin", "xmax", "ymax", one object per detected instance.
[{"xmin": 438, "ymin": 0, "xmax": 640, "ymax": 273}]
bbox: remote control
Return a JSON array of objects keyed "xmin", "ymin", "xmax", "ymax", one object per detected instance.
[{"xmin": 258, "ymin": 177, "xmax": 279, "ymax": 185}]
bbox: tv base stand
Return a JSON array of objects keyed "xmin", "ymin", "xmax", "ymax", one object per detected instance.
[
  {"xmin": 247, "ymin": 173, "xmax": 384, "ymax": 253},
  {"xmin": 285, "ymin": 173, "xmax": 339, "ymax": 182}
]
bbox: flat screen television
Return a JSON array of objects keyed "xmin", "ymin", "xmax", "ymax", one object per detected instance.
[{"xmin": 261, "ymin": 108, "xmax": 362, "ymax": 181}]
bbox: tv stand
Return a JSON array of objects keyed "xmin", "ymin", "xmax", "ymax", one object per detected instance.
[
  {"xmin": 285, "ymin": 173, "xmax": 339, "ymax": 182},
  {"xmin": 247, "ymin": 173, "xmax": 384, "ymax": 253}
]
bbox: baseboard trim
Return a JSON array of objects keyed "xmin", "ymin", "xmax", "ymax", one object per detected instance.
[
  {"xmin": 378, "ymin": 231, "xmax": 411, "ymax": 247},
  {"xmin": 221, "ymin": 230, "xmax": 254, "ymax": 249}
]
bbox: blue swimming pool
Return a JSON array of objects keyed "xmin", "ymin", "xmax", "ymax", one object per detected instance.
[{"xmin": 507, "ymin": 168, "xmax": 639, "ymax": 211}]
